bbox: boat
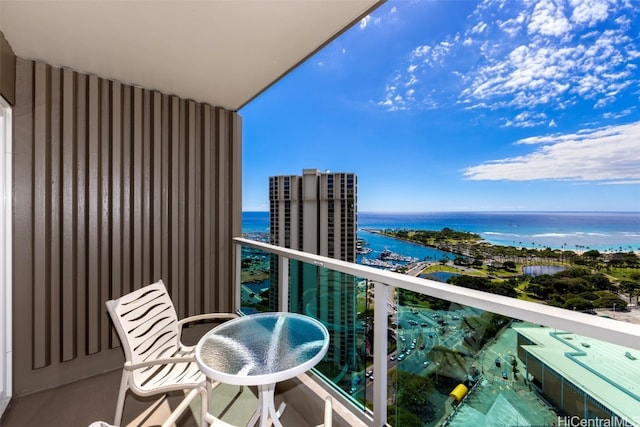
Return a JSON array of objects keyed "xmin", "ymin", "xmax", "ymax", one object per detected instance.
[{"xmin": 378, "ymin": 248, "xmax": 418, "ymax": 263}]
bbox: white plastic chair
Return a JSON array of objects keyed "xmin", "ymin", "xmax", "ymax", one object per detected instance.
[{"xmin": 105, "ymin": 279, "xmax": 238, "ymax": 426}]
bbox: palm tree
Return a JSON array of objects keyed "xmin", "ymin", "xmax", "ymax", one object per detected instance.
[{"xmin": 619, "ymin": 281, "xmax": 640, "ymax": 305}]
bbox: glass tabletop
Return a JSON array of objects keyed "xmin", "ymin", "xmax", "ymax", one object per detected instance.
[{"xmin": 195, "ymin": 312, "xmax": 330, "ymax": 386}]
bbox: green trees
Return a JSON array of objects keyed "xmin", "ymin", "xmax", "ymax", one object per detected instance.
[
  {"xmin": 388, "ymin": 370, "xmax": 436, "ymax": 425},
  {"xmin": 526, "ymin": 268, "xmax": 627, "ymax": 310},
  {"xmin": 462, "ymin": 312, "xmax": 510, "ymax": 352},
  {"xmin": 448, "ymin": 275, "xmax": 518, "ymax": 298},
  {"xmin": 384, "ymin": 228, "xmax": 482, "ymax": 247},
  {"xmin": 503, "ymin": 260, "xmax": 517, "ymax": 271},
  {"xmin": 620, "ymin": 280, "xmax": 640, "ymax": 304},
  {"xmin": 562, "ymin": 297, "xmax": 593, "ymax": 311},
  {"xmin": 592, "ymin": 292, "xmax": 627, "ymax": 311},
  {"xmin": 510, "ymin": 356, "xmax": 518, "ymax": 380}
]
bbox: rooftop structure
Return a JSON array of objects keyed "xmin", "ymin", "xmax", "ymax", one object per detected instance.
[{"xmin": 516, "ymin": 326, "xmax": 640, "ymax": 422}]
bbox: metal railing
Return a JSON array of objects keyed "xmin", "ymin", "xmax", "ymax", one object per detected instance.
[{"xmin": 234, "ymin": 237, "xmax": 640, "ymax": 426}]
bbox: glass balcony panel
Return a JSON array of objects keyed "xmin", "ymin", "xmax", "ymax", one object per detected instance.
[
  {"xmin": 239, "ymin": 244, "xmax": 272, "ymax": 314},
  {"xmin": 287, "ymin": 261, "xmax": 370, "ymax": 413},
  {"xmin": 235, "ymin": 238, "xmax": 640, "ymax": 427},
  {"xmin": 389, "ymin": 288, "xmax": 640, "ymax": 426},
  {"xmin": 240, "ymin": 249, "xmax": 371, "ymax": 413}
]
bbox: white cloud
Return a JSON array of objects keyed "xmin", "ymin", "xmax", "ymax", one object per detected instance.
[
  {"xmin": 464, "ymin": 121, "xmax": 640, "ymax": 182},
  {"xmin": 405, "ymin": 75, "xmax": 419, "ymax": 87},
  {"xmin": 377, "ymin": 0, "xmax": 639, "ymax": 114},
  {"xmin": 462, "ymin": 2, "xmax": 637, "ymax": 114},
  {"xmin": 360, "ymin": 15, "xmax": 371, "ymax": 30},
  {"xmin": 472, "ymin": 21, "xmax": 488, "ymax": 34},
  {"xmin": 430, "ymin": 41, "xmax": 453, "ymax": 66},
  {"xmin": 527, "ymin": 0, "xmax": 571, "ymax": 37},
  {"xmin": 603, "ymin": 107, "xmax": 635, "ymax": 119},
  {"xmin": 411, "ymin": 45, "xmax": 431, "ymax": 59},
  {"xmin": 504, "ymin": 111, "xmax": 548, "ymax": 127},
  {"xmin": 570, "ymin": 0, "xmax": 612, "ymax": 26},
  {"xmin": 499, "ymin": 12, "xmax": 526, "ymax": 37}
]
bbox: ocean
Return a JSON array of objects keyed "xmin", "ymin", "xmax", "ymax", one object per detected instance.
[{"xmin": 242, "ymin": 211, "xmax": 640, "ymax": 253}]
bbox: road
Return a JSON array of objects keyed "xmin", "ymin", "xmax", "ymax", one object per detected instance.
[{"xmin": 349, "ymin": 260, "xmax": 485, "ymax": 398}]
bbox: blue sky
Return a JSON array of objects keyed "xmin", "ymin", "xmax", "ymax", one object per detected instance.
[{"xmin": 240, "ymin": 0, "xmax": 640, "ymax": 213}]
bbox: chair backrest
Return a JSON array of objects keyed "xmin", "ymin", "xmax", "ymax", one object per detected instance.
[{"xmin": 105, "ymin": 280, "xmax": 180, "ymax": 364}]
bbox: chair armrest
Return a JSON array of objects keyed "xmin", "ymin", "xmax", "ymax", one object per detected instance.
[
  {"xmin": 177, "ymin": 312, "xmax": 239, "ymax": 328},
  {"xmin": 177, "ymin": 312, "xmax": 240, "ymax": 349},
  {"xmin": 124, "ymin": 356, "xmax": 195, "ymax": 370}
]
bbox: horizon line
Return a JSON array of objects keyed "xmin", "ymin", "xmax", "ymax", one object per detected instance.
[{"xmin": 242, "ymin": 210, "xmax": 640, "ymax": 214}]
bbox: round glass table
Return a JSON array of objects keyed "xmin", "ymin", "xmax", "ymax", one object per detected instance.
[{"xmin": 195, "ymin": 312, "xmax": 329, "ymax": 427}]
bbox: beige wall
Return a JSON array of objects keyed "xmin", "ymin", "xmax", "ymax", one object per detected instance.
[{"xmin": 12, "ymin": 57, "xmax": 241, "ymax": 395}]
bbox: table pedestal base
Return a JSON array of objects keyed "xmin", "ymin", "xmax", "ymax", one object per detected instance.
[{"xmin": 247, "ymin": 383, "xmax": 286, "ymax": 427}]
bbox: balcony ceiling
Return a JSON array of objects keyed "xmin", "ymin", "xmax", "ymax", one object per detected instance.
[{"xmin": 0, "ymin": 0, "xmax": 383, "ymax": 111}]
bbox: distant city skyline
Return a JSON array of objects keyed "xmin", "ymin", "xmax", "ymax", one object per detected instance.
[{"xmin": 240, "ymin": 0, "xmax": 640, "ymax": 213}]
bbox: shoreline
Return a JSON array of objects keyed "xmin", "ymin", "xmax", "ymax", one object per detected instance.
[{"xmin": 360, "ymin": 228, "xmax": 638, "ymax": 255}]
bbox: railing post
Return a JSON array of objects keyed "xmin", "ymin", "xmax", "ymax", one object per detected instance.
[
  {"xmin": 373, "ymin": 280, "xmax": 388, "ymax": 427},
  {"xmin": 234, "ymin": 243, "xmax": 242, "ymax": 313},
  {"xmin": 278, "ymin": 255, "xmax": 289, "ymax": 312}
]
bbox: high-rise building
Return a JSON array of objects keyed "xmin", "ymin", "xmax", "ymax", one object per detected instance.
[{"xmin": 269, "ymin": 169, "xmax": 358, "ymax": 370}]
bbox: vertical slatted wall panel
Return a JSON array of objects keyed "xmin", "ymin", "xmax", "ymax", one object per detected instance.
[
  {"xmin": 109, "ymin": 82, "xmax": 122, "ymax": 347},
  {"xmin": 61, "ymin": 69, "xmax": 76, "ymax": 362},
  {"xmin": 76, "ymin": 73, "xmax": 88, "ymax": 359},
  {"xmin": 12, "ymin": 57, "xmax": 242, "ymax": 395},
  {"xmin": 204, "ymin": 107, "xmax": 214, "ymax": 309},
  {"xmin": 32, "ymin": 61, "xmax": 50, "ymax": 369}
]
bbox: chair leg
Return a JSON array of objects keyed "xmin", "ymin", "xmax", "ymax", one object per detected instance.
[
  {"xmin": 324, "ymin": 396, "xmax": 333, "ymax": 427},
  {"xmin": 160, "ymin": 388, "xmax": 202, "ymax": 427},
  {"xmin": 199, "ymin": 385, "xmax": 208, "ymax": 427},
  {"xmin": 114, "ymin": 370, "xmax": 130, "ymax": 426}
]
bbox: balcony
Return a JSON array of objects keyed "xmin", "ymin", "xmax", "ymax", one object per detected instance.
[
  {"xmin": 1, "ymin": 309, "xmax": 364, "ymax": 427},
  {"xmin": 2, "ymin": 237, "xmax": 639, "ymax": 427}
]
